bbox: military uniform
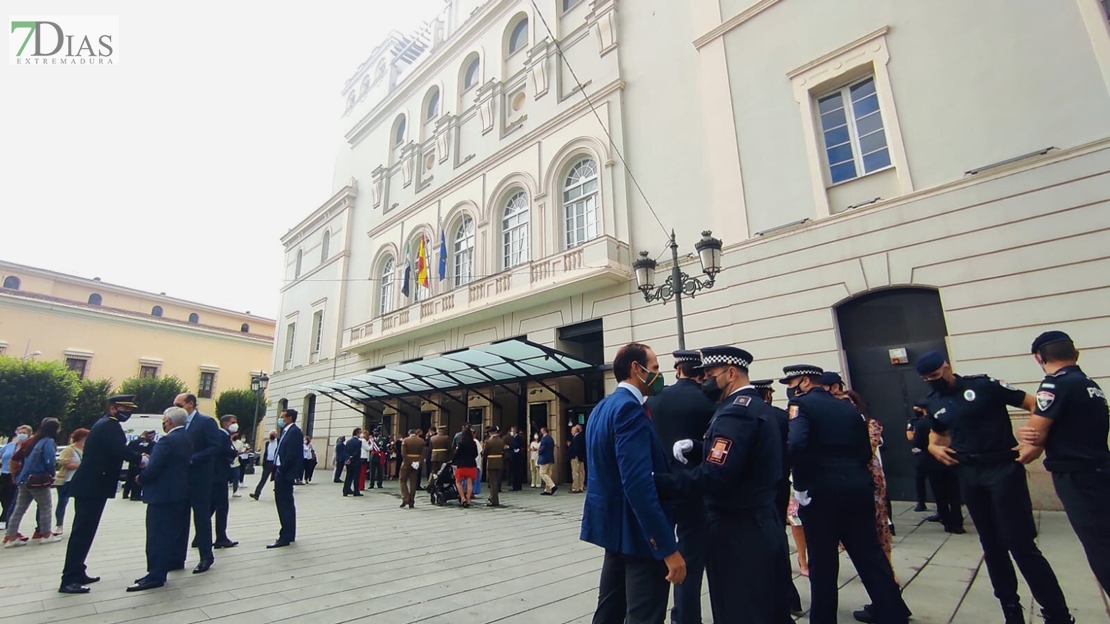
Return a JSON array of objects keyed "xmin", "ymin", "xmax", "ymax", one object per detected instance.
[
  {"xmin": 484, "ymin": 430, "xmax": 506, "ymax": 506},
  {"xmin": 918, "ymin": 350, "xmax": 1071, "ymax": 623},
  {"xmin": 657, "ymin": 347, "xmax": 786, "ymax": 624},
  {"xmin": 399, "ymin": 434, "xmax": 425, "ymax": 508},
  {"xmin": 645, "ymin": 349, "xmax": 716, "ymax": 624},
  {"xmin": 1029, "ymin": 331, "xmax": 1110, "ymax": 593},
  {"xmin": 122, "ymin": 434, "xmax": 154, "ymax": 501},
  {"xmin": 786, "ymin": 371, "xmax": 908, "ymax": 624},
  {"xmin": 429, "ymin": 432, "xmax": 449, "ymax": 477},
  {"xmin": 909, "ymin": 413, "xmax": 963, "ymax": 531}
]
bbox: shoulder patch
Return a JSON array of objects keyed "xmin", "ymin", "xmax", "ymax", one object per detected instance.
[
  {"xmin": 933, "ymin": 407, "xmax": 947, "ymax": 420},
  {"xmin": 964, "ymin": 374, "xmax": 988, "ymax": 379},
  {"xmin": 1039, "ymin": 383, "xmax": 1055, "ymax": 390},
  {"xmin": 1036, "ymin": 391, "xmax": 1055, "ymax": 411},
  {"xmin": 706, "ymin": 437, "xmax": 732, "ymax": 466},
  {"xmin": 963, "ymin": 389, "xmax": 976, "ymax": 402},
  {"xmin": 788, "ymin": 405, "xmax": 799, "ymax": 420},
  {"xmin": 992, "ymin": 378, "xmax": 1018, "ymax": 391},
  {"xmin": 733, "ymin": 395, "xmax": 752, "ymax": 407}
]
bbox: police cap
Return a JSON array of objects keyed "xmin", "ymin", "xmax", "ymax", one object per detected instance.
[
  {"xmin": 914, "ymin": 351, "xmax": 947, "ymax": 376},
  {"xmin": 819, "ymin": 371, "xmax": 845, "ymax": 387},
  {"xmin": 750, "ymin": 379, "xmax": 774, "ymax": 390},
  {"xmin": 913, "ymin": 397, "xmax": 930, "ymax": 410},
  {"xmin": 697, "ymin": 346, "xmax": 752, "ymax": 370},
  {"xmin": 1030, "ymin": 330, "xmax": 1072, "ymax": 354},
  {"xmin": 107, "ymin": 394, "xmax": 138, "ymax": 409},
  {"xmin": 778, "ymin": 364, "xmax": 823, "ymax": 385},
  {"xmin": 672, "ymin": 349, "xmax": 702, "ymax": 368}
]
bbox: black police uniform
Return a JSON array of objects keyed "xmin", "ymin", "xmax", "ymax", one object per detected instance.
[
  {"xmin": 122, "ymin": 436, "xmax": 154, "ymax": 501},
  {"xmin": 657, "ymin": 385, "xmax": 787, "ymax": 624},
  {"xmin": 1033, "ymin": 363, "xmax": 1110, "ymax": 593},
  {"xmin": 926, "ymin": 374, "xmax": 1070, "ymax": 620},
  {"xmin": 910, "ymin": 416, "xmax": 963, "ymax": 531},
  {"xmin": 645, "ymin": 371, "xmax": 715, "ymax": 624},
  {"xmin": 788, "ymin": 387, "xmax": 908, "ymax": 624},
  {"xmin": 907, "ymin": 415, "xmax": 929, "ymax": 507}
]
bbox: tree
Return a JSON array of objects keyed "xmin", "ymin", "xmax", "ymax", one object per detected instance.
[
  {"xmin": 63, "ymin": 378, "xmax": 115, "ymax": 434},
  {"xmin": 0, "ymin": 357, "xmax": 79, "ymax": 436},
  {"xmin": 215, "ymin": 388, "xmax": 265, "ymax": 445},
  {"xmin": 119, "ymin": 375, "xmax": 188, "ymax": 415}
]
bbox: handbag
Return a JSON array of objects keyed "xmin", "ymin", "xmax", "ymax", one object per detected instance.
[{"xmin": 25, "ymin": 441, "xmax": 56, "ymax": 489}]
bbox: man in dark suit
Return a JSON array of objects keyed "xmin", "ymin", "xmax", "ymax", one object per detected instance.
[
  {"xmin": 267, "ymin": 408, "xmax": 304, "ymax": 548},
  {"xmin": 173, "ymin": 393, "xmax": 224, "ymax": 574},
  {"xmin": 508, "ymin": 426, "xmax": 525, "ymax": 490},
  {"xmin": 342, "ymin": 428, "xmax": 363, "ymax": 497},
  {"xmin": 250, "ymin": 429, "xmax": 278, "ymax": 499},
  {"xmin": 645, "ymin": 350, "xmax": 715, "ymax": 624},
  {"xmin": 59, "ymin": 394, "xmax": 144, "ymax": 594},
  {"xmin": 208, "ymin": 415, "xmax": 240, "ymax": 549},
  {"xmin": 333, "ymin": 435, "xmax": 347, "ymax": 483},
  {"xmin": 581, "ymin": 343, "xmax": 686, "ymax": 624},
  {"xmin": 128, "ymin": 407, "xmax": 192, "ymax": 592}
]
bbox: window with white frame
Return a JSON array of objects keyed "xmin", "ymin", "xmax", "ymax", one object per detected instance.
[
  {"xmin": 198, "ymin": 371, "xmax": 216, "ymax": 399},
  {"xmin": 563, "ymin": 158, "xmax": 600, "ymax": 248},
  {"xmin": 65, "ymin": 357, "xmax": 88, "ymax": 380},
  {"xmin": 284, "ymin": 322, "xmax": 296, "ymax": 365},
  {"xmin": 294, "ymin": 249, "xmax": 303, "ymax": 278},
  {"xmin": 454, "ymin": 216, "xmax": 475, "ymax": 287},
  {"xmin": 379, "ymin": 257, "xmax": 395, "ymax": 316},
  {"xmin": 425, "ymin": 87, "xmax": 440, "ymax": 123},
  {"xmin": 311, "ymin": 309, "xmax": 324, "ymax": 355},
  {"xmin": 391, "ymin": 114, "xmax": 407, "ymax": 163},
  {"xmin": 817, "ymin": 76, "xmax": 891, "ymax": 184},
  {"xmin": 508, "ymin": 18, "xmax": 529, "ymax": 56},
  {"xmin": 139, "ymin": 365, "xmax": 159, "ymax": 378},
  {"xmin": 502, "ymin": 191, "xmax": 530, "ymax": 269},
  {"xmin": 321, "ymin": 230, "xmax": 330, "ymax": 262},
  {"xmin": 462, "ymin": 55, "xmax": 480, "ymax": 94}
]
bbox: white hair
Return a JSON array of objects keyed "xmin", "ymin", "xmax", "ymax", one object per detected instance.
[{"xmin": 163, "ymin": 406, "xmax": 188, "ymax": 427}]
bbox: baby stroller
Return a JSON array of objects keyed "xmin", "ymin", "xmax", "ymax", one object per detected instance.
[{"xmin": 427, "ymin": 463, "xmax": 460, "ymax": 506}]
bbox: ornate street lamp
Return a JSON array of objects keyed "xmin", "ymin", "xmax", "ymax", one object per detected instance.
[
  {"xmin": 250, "ymin": 372, "xmax": 269, "ymax": 448},
  {"xmin": 633, "ymin": 230, "xmax": 723, "ymax": 349}
]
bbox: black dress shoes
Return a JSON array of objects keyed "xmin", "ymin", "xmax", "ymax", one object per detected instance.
[
  {"xmin": 213, "ymin": 540, "xmax": 239, "ymax": 549},
  {"xmin": 266, "ymin": 540, "xmax": 291, "ymax": 549},
  {"xmin": 193, "ymin": 558, "xmax": 214, "ymax": 574},
  {"xmin": 126, "ymin": 579, "xmax": 165, "ymax": 592},
  {"xmin": 925, "ymin": 513, "xmax": 942, "ymax": 522},
  {"xmin": 77, "ymin": 574, "xmax": 100, "ymax": 584},
  {"xmin": 58, "ymin": 583, "xmax": 90, "ymax": 594}
]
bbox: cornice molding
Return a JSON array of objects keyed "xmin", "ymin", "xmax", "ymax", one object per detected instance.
[
  {"xmin": 693, "ymin": 0, "xmax": 782, "ymax": 50},
  {"xmin": 787, "ymin": 26, "xmax": 889, "ymax": 79},
  {"xmin": 282, "ymin": 180, "xmax": 359, "ymax": 247},
  {"xmin": 279, "ymin": 251, "xmax": 351, "ymax": 294}
]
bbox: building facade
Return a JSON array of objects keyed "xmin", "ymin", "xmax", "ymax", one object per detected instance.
[
  {"xmin": 270, "ymin": 0, "xmax": 1110, "ymax": 507},
  {"xmin": 0, "ymin": 260, "xmax": 275, "ymax": 416}
]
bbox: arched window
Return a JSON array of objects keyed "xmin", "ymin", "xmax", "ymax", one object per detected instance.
[
  {"xmin": 241, "ymin": 323, "xmax": 250, "ymax": 333},
  {"xmin": 563, "ymin": 158, "xmax": 600, "ymax": 248},
  {"xmin": 393, "ymin": 115, "xmax": 407, "ymax": 147},
  {"xmin": 321, "ymin": 230, "xmax": 331, "ymax": 262},
  {"xmin": 88, "ymin": 293, "xmax": 102, "ymax": 305},
  {"xmin": 502, "ymin": 191, "xmax": 530, "ymax": 269},
  {"xmin": 188, "ymin": 313, "xmax": 200, "ymax": 324},
  {"xmin": 462, "ymin": 54, "xmax": 480, "ymax": 94},
  {"xmin": 508, "ymin": 18, "xmax": 529, "ymax": 55},
  {"xmin": 295, "ymin": 249, "xmax": 303, "ymax": 278},
  {"xmin": 2, "ymin": 276, "xmax": 20, "ymax": 290},
  {"xmin": 453, "ymin": 216, "xmax": 475, "ymax": 287},
  {"xmin": 379, "ymin": 257, "xmax": 395, "ymax": 316},
  {"xmin": 151, "ymin": 305, "xmax": 163, "ymax": 317},
  {"xmin": 425, "ymin": 87, "xmax": 440, "ymax": 122}
]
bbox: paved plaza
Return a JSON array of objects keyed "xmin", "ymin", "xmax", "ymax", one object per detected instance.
[{"xmin": 0, "ymin": 479, "xmax": 1106, "ymax": 623}]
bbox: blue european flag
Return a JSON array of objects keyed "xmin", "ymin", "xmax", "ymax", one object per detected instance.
[{"xmin": 437, "ymin": 228, "xmax": 447, "ymax": 282}]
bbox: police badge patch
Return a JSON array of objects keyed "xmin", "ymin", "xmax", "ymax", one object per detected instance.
[
  {"xmin": 788, "ymin": 405, "xmax": 799, "ymax": 420},
  {"xmin": 964, "ymin": 389, "xmax": 976, "ymax": 402},
  {"xmin": 1036, "ymin": 390, "xmax": 1055, "ymax": 411},
  {"xmin": 707, "ymin": 437, "xmax": 732, "ymax": 466},
  {"xmin": 733, "ymin": 395, "xmax": 752, "ymax": 407}
]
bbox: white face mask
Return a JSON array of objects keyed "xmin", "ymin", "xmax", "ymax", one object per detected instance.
[{"xmin": 228, "ymin": 423, "xmax": 239, "ymax": 433}]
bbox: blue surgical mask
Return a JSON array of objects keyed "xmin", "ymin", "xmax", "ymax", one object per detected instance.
[{"xmin": 16, "ymin": 433, "xmax": 28, "ymax": 442}]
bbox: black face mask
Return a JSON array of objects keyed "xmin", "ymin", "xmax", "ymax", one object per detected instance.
[
  {"xmin": 786, "ymin": 386, "xmax": 799, "ymax": 400},
  {"xmin": 116, "ymin": 411, "xmax": 132, "ymax": 422},
  {"xmin": 927, "ymin": 377, "xmax": 951, "ymax": 393},
  {"xmin": 701, "ymin": 375, "xmax": 723, "ymax": 403}
]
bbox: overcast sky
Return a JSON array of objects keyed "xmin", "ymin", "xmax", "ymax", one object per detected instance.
[{"xmin": 1, "ymin": 0, "xmax": 443, "ymax": 318}]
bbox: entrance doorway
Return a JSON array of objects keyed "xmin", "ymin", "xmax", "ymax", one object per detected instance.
[{"xmin": 836, "ymin": 288, "xmax": 949, "ymax": 501}]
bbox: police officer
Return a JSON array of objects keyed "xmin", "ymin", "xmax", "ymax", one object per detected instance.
[
  {"xmin": 784, "ymin": 364, "xmax": 909, "ymax": 624},
  {"xmin": 123, "ymin": 430, "xmax": 156, "ymax": 501},
  {"xmin": 645, "ymin": 349, "xmax": 715, "ymax": 624},
  {"xmin": 909, "ymin": 399, "xmax": 964, "ymax": 533},
  {"xmin": 1016, "ymin": 331, "xmax": 1110, "ymax": 593},
  {"xmin": 819, "ymin": 371, "xmax": 849, "ymax": 400},
  {"xmin": 752, "ymin": 378, "xmax": 804, "ymax": 619},
  {"xmin": 484, "ymin": 426, "xmax": 506, "ymax": 507},
  {"xmin": 658, "ymin": 346, "xmax": 787, "ymax": 624},
  {"xmin": 917, "ymin": 350, "xmax": 1072, "ymax": 624},
  {"xmin": 906, "ymin": 400, "xmax": 931, "ymax": 512}
]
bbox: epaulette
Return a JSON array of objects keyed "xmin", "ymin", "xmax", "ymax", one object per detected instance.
[{"xmin": 963, "ymin": 374, "xmax": 989, "ymax": 379}]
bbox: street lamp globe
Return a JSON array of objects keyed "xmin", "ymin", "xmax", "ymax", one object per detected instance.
[
  {"xmin": 258, "ymin": 373, "xmax": 269, "ymax": 391},
  {"xmin": 632, "ymin": 251, "xmax": 658, "ymax": 293},
  {"xmin": 695, "ymin": 230, "xmax": 723, "ymax": 278},
  {"xmin": 251, "ymin": 376, "xmax": 261, "ymax": 393}
]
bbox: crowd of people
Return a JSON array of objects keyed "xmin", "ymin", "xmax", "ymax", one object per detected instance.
[{"xmin": 581, "ymin": 331, "xmax": 1107, "ymax": 624}]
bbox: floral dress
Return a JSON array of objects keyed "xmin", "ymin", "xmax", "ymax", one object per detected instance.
[{"xmin": 868, "ymin": 418, "xmax": 894, "ymax": 557}]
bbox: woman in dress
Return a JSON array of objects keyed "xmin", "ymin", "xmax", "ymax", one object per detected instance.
[
  {"xmin": 847, "ymin": 389, "xmax": 897, "ymax": 581},
  {"xmin": 528, "ymin": 433, "xmax": 541, "ymax": 488}
]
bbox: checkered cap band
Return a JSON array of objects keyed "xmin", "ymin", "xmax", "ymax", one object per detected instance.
[
  {"xmin": 701, "ymin": 354, "xmax": 750, "ymax": 368},
  {"xmin": 783, "ymin": 368, "xmax": 822, "ymax": 378},
  {"xmin": 674, "ymin": 355, "xmax": 700, "ymax": 364}
]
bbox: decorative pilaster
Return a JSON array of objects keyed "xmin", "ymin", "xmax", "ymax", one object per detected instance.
[
  {"xmin": 435, "ymin": 113, "xmax": 454, "ymax": 164},
  {"xmin": 400, "ymin": 143, "xmax": 418, "ymax": 187},
  {"xmin": 587, "ymin": 0, "xmax": 619, "ymax": 56},
  {"xmin": 371, "ymin": 166, "xmax": 386, "ymax": 208},
  {"xmin": 527, "ymin": 39, "xmax": 550, "ymax": 99},
  {"xmin": 476, "ymin": 80, "xmax": 500, "ymax": 135}
]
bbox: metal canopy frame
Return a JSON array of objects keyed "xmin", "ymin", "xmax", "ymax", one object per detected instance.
[{"xmin": 306, "ymin": 338, "xmax": 597, "ymax": 411}]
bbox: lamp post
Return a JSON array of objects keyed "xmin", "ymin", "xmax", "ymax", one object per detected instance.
[
  {"xmin": 633, "ymin": 230, "xmax": 723, "ymax": 350},
  {"xmin": 250, "ymin": 372, "xmax": 270, "ymax": 448}
]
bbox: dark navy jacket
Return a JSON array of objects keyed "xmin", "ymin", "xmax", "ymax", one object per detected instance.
[
  {"xmin": 141, "ymin": 427, "xmax": 192, "ymax": 505},
  {"xmin": 185, "ymin": 412, "xmax": 224, "ymax": 496},
  {"xmin": 70, "ymin": 415, "xmax": 141, "ymax": 499},
  {"xmin": 274, "ymin": 423, "xmax": 304, "ymax": 483},
  {"xmin": 580, "ymin": 386, "xmax": 677, "ymax": 560}
]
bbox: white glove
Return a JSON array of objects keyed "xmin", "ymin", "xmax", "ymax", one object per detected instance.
[
  {"xmin": 672, "ymin": 439, "xmax": 694, "ymax": 464},
  {"xmin": 139, "ymin": 454, "xmax": 149, "ymax": 468},
  {"xmin": 410, "ymin": 461, "xmax": 420, "ymax": 470},
  {"xmin": 793, "ymin": 489, "xmax": 812, "ymax": 507}
]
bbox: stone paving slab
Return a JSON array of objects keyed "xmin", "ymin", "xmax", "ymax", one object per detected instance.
[{"xmin": 0, "ymin": 479, "xmax": 1105, "ymax": 623}]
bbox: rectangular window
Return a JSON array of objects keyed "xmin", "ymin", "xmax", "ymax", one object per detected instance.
[
  {"xmin": 65, "ymin": 357, "xmax": 88, "ymax": 380},
  {"xmin": 285, "ymin": 323, "xmax": 296, "ymax": 364},
  {"xmin": 817, "ymin": 76, "xmax": 891, "ymax": 184},
  {"xmin": 198, "ymin": 371, "xmax": 216, "ymax": 399},
  {"xmin": 0, "ymin": 345, "xmax": 6, "ymax": 356},
  {"xmin": 311, "ymin": 310, "xmax": 324, "ymax": 354},
  {"xmin": 139, "ymin": 365, "xmax": 158, "ymax": 378}
]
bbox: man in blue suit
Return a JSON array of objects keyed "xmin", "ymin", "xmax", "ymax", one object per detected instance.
[
  {"xmin": 267, "ymin": 408, "xmax": 303, "ymax": 548},
  {"xmin": 581, "ymin": 342, "xmax": 686, "ymax": 624},
  {"xmin": 172, "ymin": 393, "xmax": 224, "ymax": 574},
  {"xmin": 128, "ymin": 407, "xmax": 192, "ymax": 592}
]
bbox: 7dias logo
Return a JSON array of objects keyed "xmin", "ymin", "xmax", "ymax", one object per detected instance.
[{"xmin": 9, "ymin": 16, "xmax": 118, "ymax": 66}]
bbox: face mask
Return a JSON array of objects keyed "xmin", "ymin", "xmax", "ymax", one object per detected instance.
[
  {"xmin": 786, "ymin": 386, "xmax": 799, "ymax": 400},
  {"xmin": 16, "ymin": 433, "xmax": 28, "ymax": 442},
  {"xmin": 228, "ymin": 423, "xmax": 239, "ymax": 433},
  {"xmin": 927, "ymin": 377, "xmax": 951, "ymax": 393},
  {"xmin": 116, "ymin": 411, "xmax": 133, "ymax": 422},
  {"xmin": 700, "ymin": 375, "xmax": 723, "ymax": 403},
  {"xmin": 636, "ymin": 364, "xmax": 665, "ymax": 396}
]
